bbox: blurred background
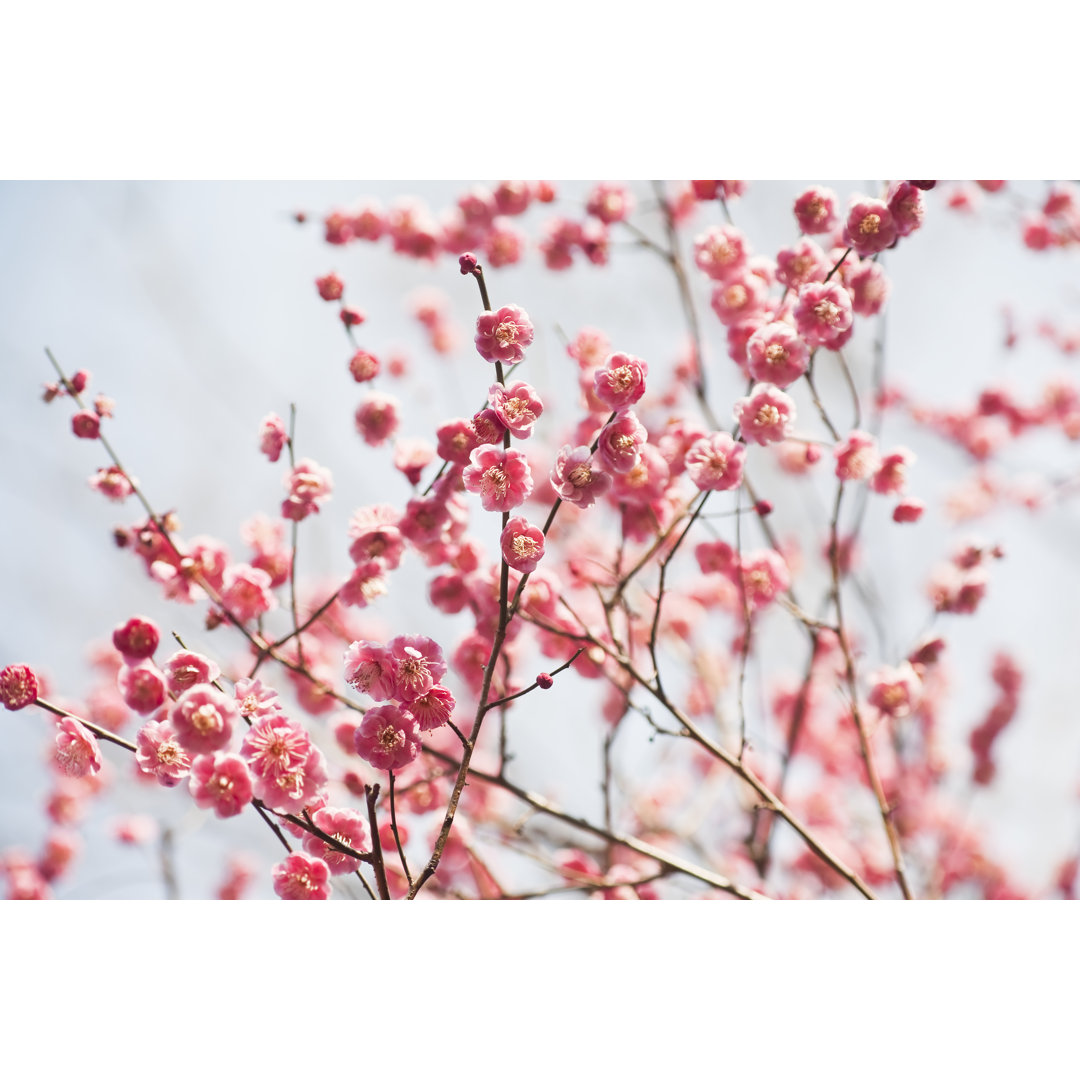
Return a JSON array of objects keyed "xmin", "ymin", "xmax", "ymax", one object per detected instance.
[{"xmin": 2, "ymin": 180, "xmax": 1079, "ymax": 898}]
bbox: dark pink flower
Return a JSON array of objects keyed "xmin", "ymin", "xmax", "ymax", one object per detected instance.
[
  {"xmin": 349, "ymin": 349, "xmax": 380, "ymax": 383},
  {"xmin": 888, "ymin": 181, "xmax": 925, "ymax": 238},
  {"xmin": 387, "ymin": 634, "xmax": 447, "ymax": 703},
  {"xmin": 776, "ymin": 239, "xmax": 829, "ymax": 290},
  {"xmin": 273, "ymin": 852, "xmax": 332, "ymax": 900},
  {"xmin": 343, "ymin": 640, "xmax": 398, "ymax": 700},
  {"xmin": 282, "ymin": 458, "xmax": 334, "ymax": 521},
  {"xmin": 693, "ymin": 225, "xmax": 749, "ymax": 281},
  {"xmin": 586, "ymin": 182, "xmax": 635, "ymax": 224},
  {"xmin": 893, "ymin": 498, "xmax": 924, "ymax": 523},
  {"xmin": 793, "ymin": 186, "xmax": 839, "ymax": 235},
  {"xmin": 597, "ymin": 410, "xmax": 647, "ymax": 474},
  {"xmin": 488, "ymin": 381, "xmax": 544, "ymax": 438},
  {"xmin": 354, "ymin": 705, "xmax": 422, "ymax": 771},
  {"xmin": 436, "ymin": 418, "xmax": 480, "ymax": 465},
  {"xmin": 71, "ymin": 410, "xmax": 101, "ymax": 439},
  {"xmin": 793, "ymin": 281, "xmax": 854, "ymax": 349},
  {"xmin": 348, "ymin": 505, "xmax": 405, "ymax": 570},
  {"xmin": 0, "ymin": 664, "xmax": 38, "ymax": 710},
  {"xmin": 867, "ymin": 662, "xmax": 922, "ymax": 718},
  {"xmin": 117, "ymin": 662, "xmax": 167, "ymax": 716},
  {"xmin": 354, "ymin": 392, "xmax": 401, "ymax": 447},
  {"xmin": 592, "ymin": 352, "xmax": 648, "ymax": 411},
  {"xmin": 189, "ymin": 753, "xmax": 253, "ymax": 818},
  {"xmin": 501, "ymin": 516, "xmax": 546, "ymax": 573},
  {"xmin": 409, "ymin": 683, "xmax": 456, "ymax": 731},
  {"xmin": 463, "ymin": 446, "xmax": 533, "ymax": 512},
  {"xmin": 474, "ymin": 304, "xmax": 535, "ymax": 365},
  {"xmin": 871, "ymin": 448, "xmax": 916, "ymax": 495},
  {"xmin": 842, "ymin": 197, "xmax": 898, "ymax": 257},
  {"xmin": 259, "ymin": 414, "xmax": 288, "ymax": 463},
  {"xmin": 162, "ymin": 650, "xmax": 221, "ymax": 696},
  {"xmin": 221, "ymin": 563, "xmax": 277, "ymax": 623},
  {"xmin": 315, "ymin": 273, "xmax": 344, "ymax": 301},
  {"xmin": 303, "ymin": 807, "xmax": 371, "ymax": 875},
  {"xmin": 112, "ymin": 616, "xmax": 159, "ymax": 663}
]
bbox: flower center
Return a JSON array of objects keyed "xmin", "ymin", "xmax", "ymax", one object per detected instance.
[
  {"xmin": 765, "ymin": 343, "xmax": 787, "ymax": 364},
  {"xmin": 191, "ymin": 704, "xmax": 220, "ymax": 735},
  {"xmin": 378, "ymin": 725, "xmax": 404, "ymax": 751},
  {"xmin": 755, "ymin": 405, "xmax": 781, "ymax": 428},
  {"xmin": 609, "ymin": 365, "xmax": 634, "ymax": 392},
  {"xmin": 512, "ymin": 535, "xmax": 540, "ymax": 559},
  {"xmin": 814, "ymin": 300, "xmax": 841, "ymax": 325},
  {"xmin": 483, "ymin": 466, "xmax": 509, "ymax": 496},
  {"xmin": 859, "ymin": 213, "xmax": 881, "ymax": 236},
  {"xmin": 495, "ymin": 323, "xmax": 517, "ymax": 346},
  {"xmin": 568, "ymin": 464, "xmax": 592, "ymax": 487}
]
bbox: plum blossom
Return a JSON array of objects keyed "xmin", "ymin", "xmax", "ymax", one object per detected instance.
[
  {"xmin": 282, "ymin": 458, "xmax": 334, "ymax": 521},
  {"xmin": 135, "ymin": 718, "xmax": 192, "ymax": 787},
  {"xmin": 272, "ymin": 853, "xmax": 332, "ymax": 900},
  {"xmin": 53, "ymin": 717, "xmax": 102, "ymax": 778},
  {"xmin": 303, "ymin": 806, "xmax": 371, "ymax": 875},
  {"xmin": 592, "ymin": 353, "xmax": 648, "ymax": 411},
  {"xmin": 463, "ymin": 446, "xmax": 533, "ymax": 512},
  {"xmin": 0, "ymin": 664, "xmax": 38, "ymax": 710},
  {"xmin": 259, "ymin": 414, "xmax": 288, "ymax": 462},
  {"xmin": 684, "ymin": 432, "xmax": 746, "ymax": 491},
  {"xmin": 474, "ymin": 304, "xmax": 534, "ymax": 365},
  {"xmin": 189, "ymin": 753, "xmax": 253, "ymax": 818},
  {"xmin": 745, "ymin": 323, "xmax": 810, "ymax": 388},
  {"xmin": 488, "ymin": 381, "xmax": 544, "ymax": 439},
  {"xmin": 354, "ymin": 704, "xmax": 422, "ymax": 771},
  {"xmin": 793, "ymin": 281, "xmax": 854, "ymax": 349},
  {"xmin": 170, "ymin": 685, "xmax": 239, "ymax": 755},
  {"xmin": 733, "ymin": 384, "xmax": 797, "ymax": 445},
  {"xmin": 501, "ymin": 516, "xmax": 546, "ymax": 573}
]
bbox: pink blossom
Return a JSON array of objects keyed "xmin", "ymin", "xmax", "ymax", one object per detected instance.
[
  {"xmin": 348, "ymin": 504, "xmax": 405, "ymax": 569},
  {"xmin": 793, "ymin": 281, "xmax": 854, "ymax": 349},
  {"xmin": 163, "ymin": 650, "xmax": 221, "ymax": 695},
  {"xmin": 117, "ymin": 662, "xmax": 167, "ymax": 716},
  {"xmin": 483, "ymin": 219, "xmax": 526, "ymax": 267},
  {"xmin": 592, "ymin": 352, "xmax": 648, "ymax": 411},
  {"xmin": 170, "ymin": 685, "xmax": 239, "ymax": 755},
  {"xmin": 737, "ymin": 550, "xmax": 791, "ymax": 611},
  {"xmin": 893, "ymin": 498, "xmax": 925, "ymax": 523},
  {"xmin": 493, "ymin": 180, "xmax": 532, "ymax": 216},
  {"xmin": 610, "ymin": 443, "xmax": 670, "ymax": 506},
  {"xmin": 842, "ymin": 197, "xmax": 898, "ymax": 257},
  {"xmin": 343, "ymin": 640, "xmax": 398, "ymax": 700},
  {"xmin": 89, "ymin": 465, "xmax": 135, "ymax": 501},
  {"xmin": 303, "ymin": 806, "xmax": 371, "ymax": 875},
  {"xmin": 135, "ymin": 718, "xmax": 192, "ymax": 786},
  {"xmin": 793, "ymin": 186, "xmax": 839, "ymax": 235},
  {"xmin": 471, "ymin": 408, "xmax": 507, "ymax": 446},
  {"xmin": 0, "ymin": 664, "xmax": 39, "ymax": 710},
  {"xmin": 474, "ymin": 304, "xmax": 535, "ymax": 365},
  {"xmin": 282, "ymin": 458, "xmax": 334, "ymax": 521},
  {"xmin": 734, "ymin": 384, "xmax": 797, "ymax": 445},
  {"xmin": 684, "ymin": 433, "xmax": 746, "ymax": 491},
  {"xmin": 233, "ymin": 677, "xmax": 283, "ymax": 723},
  {"xmin": 834, "ymin": 430, "xmax": 881, "ymax": 483},
  {"xmin": 339, "ymin": 559, "xmax": 389, "ymax": 609},
  {"xmin": 71, "ymin": 410, "xmax": 100, "ymax": 439},
  {"xmin": 745, "ymin": 323, "xmax": 810, "ymax": 388},
  {"xmin": 112, "ymin": 616, "xmax": 159, "ymax": 662},
  {"xmin": 409, "ymin": 683, "xmax": 456, "ymax": 731},
  {"xmin": 112, "ymin": 815, "xmax": 158, "ymax": 845},
  {"xmin": 463, "ymin": 446, "xmax": 533, "ymax": 512},
  {"xmin": 710, "ymin": 272, "xmax": 769, "ymax": 326},
  {"xmin": 436, "ymin": 418, "xmax": 480, "ymax": 465},
  {"xmin": 189, "ymin": 753, "xmax": 253, "ymax": 818},
  {"xmin": 586, "ymin": 182, "xmax": 635, "ymax": 224},
  {"xmin": 259, "ymin": 414, "xmax": 288, "ymax": 462},
  {"xmin": 501, "ymin": 516, "xmax": 546, "ymax": 573},
  {"xmin": 393, "ymin": 438, "xmax": 435, "ymax": 486},
  {"xmin": 488, "ymin": 381, "xmax": 544, "ymax": 438},
  {"xmin": 349, "ymin": 349, "xmax": 380, "ymax": 383},
  {"xmin": 354, "ymin": 392, "xmax": 401, "ymax": 447},
  {"xmin": 871, "ymin": 448, "xmax": 916, "ymax": 495},
  {"xmin": 315, "ymin": 272, "xmax": 344, "ymax": 301},
  {"xmin": 54, "ymin": 717, "xmax": 102, "ymax": 778},
  {"xmin": 242, "ymin": 718, "xmax": 327, "ymax": 814},
  {"xmin": 354, "ymin": 704, "xmax": 422, "ymax": 771},
  {"xmin": 867, "ymin": 662, "xmax": 922, "ymax": 718},
  {"xmin": 693, "ymin": 225, "xmax": 749, "ymax": 281},
  {"xmin": 887, "ymin": 182, "xmax": 925, "ymax": 238},
  {"xmin": 551, "ymin": 445, "xmax": 612, "ymax": 508},
  {"xmin": 597, "ymin": 410, "xmax": 647, "ymax": 474},
  {"xmin": 272, "ymin": 852, "xmax": 332, "ymax": 900},
  {"xmin": 845, "ymin": 260, "xmax": 891, "ymax": 317},
  {"xmin": 776, "ymin": 239, "xmax": 829, "ymax": 290},
  {"xmin": 387, "ymin": 634, "xmax": 447, "ymax": 703},
  {"xmin": 221, "ymin": 563, "xmax": 277, "ymax": 623}
]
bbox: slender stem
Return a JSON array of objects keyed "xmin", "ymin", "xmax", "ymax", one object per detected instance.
[
  {"xmin": 388, "ymin": 771, "xmax": 413, "ymax": 888},
  {"xmin": 365, "ymin": 784, "xmax": 391, "ymax": 900}
]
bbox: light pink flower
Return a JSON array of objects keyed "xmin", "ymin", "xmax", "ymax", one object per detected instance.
[
  {"xmin": 354, "ymin": 704, "xmax": 422, "ymax": 771},
  {"xmin": 303, "ymin": 807, "xmax": 371, "ymax": 875},
  {"xmin": 189, "ymin": 753, "xmax": 253, "ymax": 818},
  {"xmin": 488, "ymin": 381, "xmax": 544, "ymax": 438},
  {"xmin": 54, "ymin": 717, "xmax": 102, "ymax": 778},
  {"xmin": 349, "ymin": 349, "xmax": 380, "ymax": 383},
  {"xmin": 776, "ymin": 239, "xmax": 829, "ymax": 290},
  {"xmin": 221, "ymin": 563, "xmax": 277, "ymax": 623},
  {"xmin": 409, "ymin": 683, "xmax": 456, "ymax": 731},
  {"xmin": 474, "ymin": 304, "xmax": 534, "ymax": 365},
  {"xmin": 233, "ymin": 677, "xmax": 283, "ymax": 723},
  {"xmin": 734, "ymin": 384, "xmax": 797, "ymax": 445},
  {"xmin": 842, "ymin": 197, "xmax": 898, "ymax": 257},
  {"xmin": 501, "ymin": 516, "xmax": 546, "ymax": 573},
  {"xmin": 693, "ymin": 225, "xmax": 749, "ymax": 281},
  {"xmin": 163, "ymin": 650, "xmax": 221, "ymax": 696},
  {"xmin": 745, "ymin": 323, "xmax": 810, "ymax": 388},
  {"xmin": 259, "ymin": 414, "xmax": 288, "ymax": 463},
  {"xmin": 393, "ymin": 438, "xmax": 435, "ymax": 486},
  {"xmin": 834, "ymin": 430, "xmax": 881, "ymax": 483},
  {"xmin": 348, "ymin": 504, "xmax": 405, "ymax": 569},
  {"xmin": 463, "ymin": 446, "xmax": 533, "ymax": 512},
  {"xmin": 89, "ymin": 465, "xmax": 135, "ymax": 501},
  {"xmin": 282, "ymin": 458, "xmax": 334, "ymax": 521},
  {"xmin": 354, "ymin": 392, "xmax": 401, "ymax": 447},
  {"xmin": 135, "ymin": 718, "xmax": 192, "ymax": 787},
  {"xmin": 242, "ymin": 716, "xmax": 327, "ymax": 814},
  {"xmin": 0, "ymin": 664, "xmax": 38, "ymax": 710},
  {"xmin": 436, "ymin": 418, "xmax": 480, "ymax": 465},
  {"xmin": 117, "ymin": 662, "xmax": 167, "ymax": 716},
  {"xmin": 610, "ymin": 443, "xmax": 671, "ymax": 506},
  {"xmin": 550, "ymin": 445, "xmax": 612, "ymax": 508},
  {"xmin": 484, "ymin": 219, "xmax": 526, "ymax": 267},
  {"xmin": 343, "ymin": 640, "xmax": 398, "ymax": 700},
  {"xmin": 592, "ymin": 352, "xmax": 648, "ymax": 412},
  {"xmin": 793, "ymin": 281, "xmax": 854, "ymax": 349},
  {"xmin": 387, "ymin": 634, "xmax": 447, "ymax": 703},
  {"xmin": 597, "ymin": 410, "xmax": 647, "ymax": 474},
  {"xmin": 339, "ymin": 559, "xmax": 389, "ymax": 608},
  {"xmin": 315, "ymin": 272, "xmax": 344, "ymax": 301},
  {"xmin": 684, "ymin": 433, "xmax": 746, "ymax": 491},
  {"xmin": 868, "ymin": 662, "xmax": 922, "ymax": 718},
  {"xmin": 273, "ymin": 852, "xmax": 332, "ymax": 899},
  {"xmin": 845, "ymin": 259, "xmax": 891, "ymax": 317},
  {"xmin": 737, "ymin": 550, "xmax": 791, "ymax": 611},
  {"xmin": 170, "ymin": 685, "xmax": 239, "ymax": 755}
]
